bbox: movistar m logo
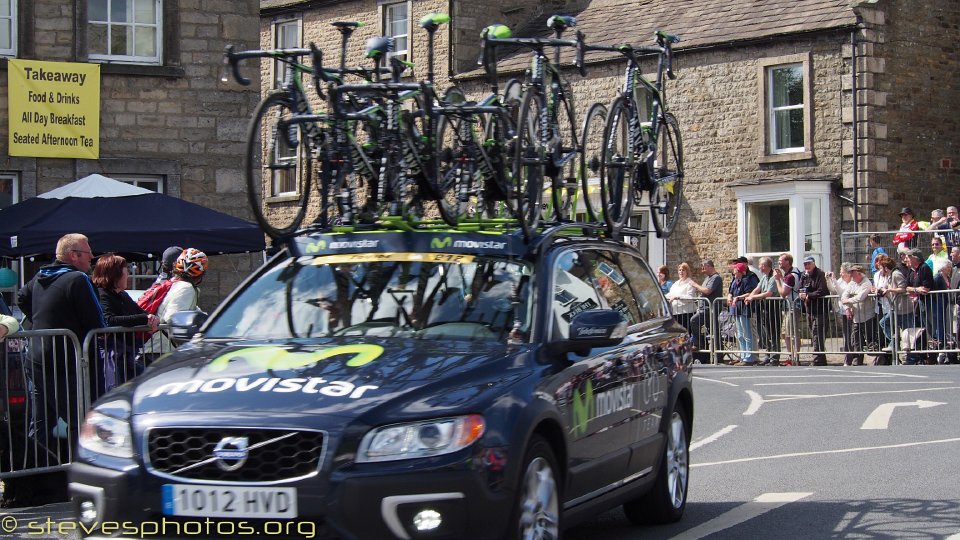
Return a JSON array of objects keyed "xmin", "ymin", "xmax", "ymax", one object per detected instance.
[
  {"xmin": 208, "ymin": 344, "xmax": 385, "ymax": 373},
  {"xmin": 305, "ymin": 239, "xmax": 328, "ymax": 253},
  {"xmin": 571, "ymin": 380, "xmax": 594, "ymax": 436},
  {"xmin": 431, "ymin": 236, "xmax": 453, "ymax": 249}
]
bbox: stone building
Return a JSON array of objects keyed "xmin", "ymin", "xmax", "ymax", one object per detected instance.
[
  {"xmin": 260, "ymin": 0, "xmax": 960, "ymax": 273},
  {"xmin": 0, "ymin": 0, "xmax": 264, "ymax": 307}
]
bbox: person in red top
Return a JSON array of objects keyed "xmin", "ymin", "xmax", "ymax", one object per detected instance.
[{"xmin": 893, "ymin": 207, "xmax": 920, "ymax": 249}]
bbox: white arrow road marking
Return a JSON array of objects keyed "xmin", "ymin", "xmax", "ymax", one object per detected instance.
[
  {"xmin": 860, "ymin": 400, "xmax": 947, "ymax": 430},
  {"xmin": 669, "ymin": 492, "xmax": 813, "ymax": 540},
  {"xmin": 693, "ymin": 376, "xmax": 739, "ymax": 387},
  {"xmin": 742, "ymin": 386, "xmax": 960, "ymax": 416},
  {"xmin": 692, "ymin": 437, "xmax": 960, "ymax": 467},
  {"xmin": 690, "ymin": 425, "xmax": 737, "ymax": 451}
]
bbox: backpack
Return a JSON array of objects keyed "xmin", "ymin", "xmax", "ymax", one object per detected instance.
[{"xmin": 137, "ymin": 279, "xmax": 175, "ymax": 315}]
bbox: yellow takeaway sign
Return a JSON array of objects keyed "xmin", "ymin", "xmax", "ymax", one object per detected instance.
[{"xmin": 7, "ymin": 59, "xmax": 100, "ymax": 159}]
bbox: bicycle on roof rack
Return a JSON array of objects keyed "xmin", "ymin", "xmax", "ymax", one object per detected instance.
[
  {"xmin": 584, "ymin": 31, "xmax": 684, "ymax": 238},
  {"xmin": 482, "ymin": 15, "xmax": 588, "ymax": 233},
  {"xmin": 224, "ymin": 21, "xmax": 388, "ymax": 239}
]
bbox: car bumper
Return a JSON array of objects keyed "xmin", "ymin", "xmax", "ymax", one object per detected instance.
[{"xmin": 70, "ymin": 456, "xmax": 514, "ymax": 540}]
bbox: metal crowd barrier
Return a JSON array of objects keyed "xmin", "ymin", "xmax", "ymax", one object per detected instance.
[
  {"xmin": 675, "ymin": 290, "xmax": 960, "ymax": 366},
  {"xmin": 1, "ymin": 325, "xmax": 175, "ymax": 480}
]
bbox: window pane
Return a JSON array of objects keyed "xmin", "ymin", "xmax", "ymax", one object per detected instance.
[
  {"xmin": 89, "ymin": 0, "xmax": 108, "ymax": 21},
  {"xmin": 134, "ymin": 26, "xmax": 156, "ymax": 57},
  {"xmin": 772, "ymin": 66, "xmax": 802, "ymax": 107},
  {"xmin": 278, "ymin": 22, "xmax": 298, "ymax": 48},
  {"xmin": 774, "ymin": 108, "xmax": 804, "ymax": 150},
  {"xmin": 0, "ymin": 21, "xmax": 10, "ymax": 50},
  {"xmin": 111, "ymin": 0, "xmax": 131, "ymax": 23},
  {"xmin": 89, "ymin": 23, "xmax": 108, "ymax": 54},
  {"xmin": 111, "ymin": 24, "xmax": 132, "ymax": 55},
  {"xmin": 746, "ymin": 200, "xmax": 790, "ymax": 253},
  {"xmin": 133, "ymin": 0, "xmax": 155, "ymax": 24},
  {"xmin": 617, "ymin": 253, "xmax": 667, "ymax": 322},
  {"xmin": 0, "ymin": 0, "xmax": 10, "ymax": 17},
  {"xmin": 393, "ymin": 35, "xmax": 407, "ymax": 53},
  {"xmin": 0, "ymin": 176, "xmax": 14, "ymax": 209},
  {"xmin": 137, "ymin": 181, "xmax": 160, "ymax": 192},
  {"xmin": 804, "ymin": 198, "xmax": 821, "ymax": 255}
]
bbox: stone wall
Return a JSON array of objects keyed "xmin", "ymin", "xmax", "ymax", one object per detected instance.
[
  {"xmin": 0, "ymin": 0, "xmax": 264, "ymax": 308},
  {"xmin": 858, "ymin": 1, "xmax": 960, "ymax": 231}
]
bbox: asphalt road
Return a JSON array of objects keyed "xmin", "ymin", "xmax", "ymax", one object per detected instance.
[
  {"xmin": 4, "ymin": 365, "xmax": 960, "ymax": 539},
  {"xmin": 567, "ymin": 364, "xmax": 960, "ymax": 539}
]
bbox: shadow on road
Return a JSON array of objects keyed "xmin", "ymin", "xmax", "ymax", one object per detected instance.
[{"xmin": 566, "ymin": 498, "xmax": 960, "ymax": 539}]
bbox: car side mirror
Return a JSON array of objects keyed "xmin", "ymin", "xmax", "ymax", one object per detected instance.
[
  {"xmin": 169, "ymin": 311, "xmax": 208, "ymax": 346},
  {"xmin": 553, "ymin": 309, "xmax": 628, "ymax": 356}
]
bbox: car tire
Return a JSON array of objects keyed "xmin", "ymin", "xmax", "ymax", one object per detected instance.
[
  {"xmin": 623, "ymin": 403, "xmax": 689, "ymax": 525},
  {"xmin": 511, "ymin": 434, "xmax": 561, "ymax": 540}
]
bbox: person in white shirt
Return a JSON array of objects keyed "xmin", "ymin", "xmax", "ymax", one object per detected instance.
[
  {"xmin": 665, "ymin": 262, "xmax": 700, "ymax": 334},
  {"xmin": 143, "ymin": 248, "xmax": 208, "ymax": 359},
  {"xmin": 839, "ymin": 264, "xmax": 877, "ymax": 366}
]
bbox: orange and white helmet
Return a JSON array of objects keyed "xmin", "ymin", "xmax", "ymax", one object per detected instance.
[{"xmin": 175, "ymin": 248, "xmax": 208, "ymax": 278}]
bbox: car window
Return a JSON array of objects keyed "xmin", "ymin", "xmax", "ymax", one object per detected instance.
[
  {"xmin": 592, "ymin": 252, "xmax": 642, "ymax": 326},
  {"xmin": 551, "ymin": 250, "xmax": 605, "ymax": 339},
  {"xmin": 204, "ymin": 254, "xmax": 532, "ymax": 342},
  {"xmin": 616, "ymin": 252, "xmax": 668, "ymax": 322}
]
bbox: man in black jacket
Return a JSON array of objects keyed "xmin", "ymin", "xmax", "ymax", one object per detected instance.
[
  {"xmin": 798, "ymin": 256, "xmax": 830, "ymax": 366},
  {"xmin": 10, "ymin": 233, "xmax": 105, "ymax": 505}
]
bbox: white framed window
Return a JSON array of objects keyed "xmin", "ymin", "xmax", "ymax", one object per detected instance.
[
  {"xmin": 0, "ymin": 0, "xmax": 17, "ymax": 57},
  {"xmin": 272, "ymin": 17, "xmax": 301, "ymax": 88},
  {"xmin": 271, "ymin": 134, "xmax": 300, "ymax": 196},
  {"xmin": 88, "ymin": 0, "xmax": 162, "ymax": 65},
  {"xmin": 0, "ymin": 173, "xmax": 19, "ymax": 209},
  {"xmin": 112, "ymin": 174, "xmax": 164, "ymax": 193},
  {"xmin": 734, "ymin": 180, "xmax": 833, "ymax": 269},
  {"xmin": 768, "ymin": 64, "xmax": 804, "ymax": 153},
  {"xmin": 381, "ymin": 1, "xmax": 410, "ymax": 62},
  {"xmin": 759, "ymin": 54, "xmax": 812, "ymax": 161}
]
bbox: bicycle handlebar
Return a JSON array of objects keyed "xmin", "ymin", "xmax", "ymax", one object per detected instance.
[
  {"xmin": 480, "ymin": 31, "xmax": 587, "ymax": 77},
  {"xmin": 223, "ymin": 45, "xmax": 311, "ymax": 86}
]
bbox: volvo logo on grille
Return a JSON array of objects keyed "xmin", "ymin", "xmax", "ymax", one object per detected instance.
[{"xmin": 213, "ymin": 436, "xmax": 249, "ymax": 472}]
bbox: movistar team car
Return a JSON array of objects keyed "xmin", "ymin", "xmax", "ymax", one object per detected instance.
[{"xmin": 70, "ymin": 225, "xmax": 693, "ymax": 539}]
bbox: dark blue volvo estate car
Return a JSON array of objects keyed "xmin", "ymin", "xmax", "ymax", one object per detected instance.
[{"xmin": 71, "ymin": 226, "xmax": 693, "ymax": 539}]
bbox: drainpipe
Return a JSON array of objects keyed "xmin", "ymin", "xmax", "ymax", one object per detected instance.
[{"xmin": 851, "ymin": 29, "xmax": 859, "ymax": 233}]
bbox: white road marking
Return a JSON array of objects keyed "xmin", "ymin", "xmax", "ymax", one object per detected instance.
[
  {"xmin": 860, "ymin": 400, "xmax": 946, "ymax": 430},
  {"xmin": 669, "ymin": 492, "xmax": 812, "ymax": 540},
  {"xmin": 754, "ymin": 381, "xmax": 952, "ymax": 386},
  {"xmin": 744, "ymin": 390, "xmax": 764, "ymax": 416},
  {"xmin": 692, "ymin": 437, "xmax": 960, "ymax": 468},
  {"xmin": 693, "ymin": 376, "xmax": 739, "ymax": 387},
  {"xmin": 944, "ymin": 534, "xmax": 960, "ymax": 540},
  {"xmin": 742, "ymin": 386, "xmax": 960, "ymax": 416},
  {"xmin": 690, "ymin": 425, "xmax": 737, "ymax": 451}
]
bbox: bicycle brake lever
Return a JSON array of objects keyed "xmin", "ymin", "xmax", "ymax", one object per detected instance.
[{"xmin": 223, "ymin": 45, "xmax": 250, "ymax": 86}]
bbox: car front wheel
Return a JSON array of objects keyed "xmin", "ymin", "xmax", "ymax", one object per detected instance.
[
  {"xmin": 512, "ymin": 434, "xmax": 561, "ymax": 540},
  {"xmin": 623, "ymin": 403, "xmax": 689, "ymax": 524}
]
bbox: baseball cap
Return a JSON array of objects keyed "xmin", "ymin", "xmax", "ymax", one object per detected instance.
[
  {"xmin": 802, "ymin": 256, "xmax": 815, "ymax": 264},
  {"xmin": 907, "ymin": 247, "xmax": 923, "ymax": 258},
  {"xmin": 849, "ymin": 264, "xmax": 866, "ymax": 273},
  {"xmin": 899, "ymin": 207, "xmax": 914, "ymax": 216},
  {"xmin": 161, "ymin": 246, "xmax": 184, "ymax": 268},
  {"xmin": 730, "ymin": 262, "xmax": 748, "ymax": 273}
]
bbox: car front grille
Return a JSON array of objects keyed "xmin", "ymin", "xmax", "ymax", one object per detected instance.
[{"xmin": 146, "ymin": 428, "xmax": 325, "ymax": 483}]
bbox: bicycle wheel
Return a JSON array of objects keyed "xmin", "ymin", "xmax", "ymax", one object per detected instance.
[
  {"xmin": 245, "ymin": 92, "xmax": 312, "ymax": 239},
  {"xmin": 599, "ymin": 95, "xmax": 635, "ymax": 231},
  {"xmin": 512, "ymin": 90, "xmax": 546, "ymax": 234},
  {"xmin": 579, "ymin": 102, "xmax": 607, "ymax": 223},
  {"xmin": 478, "ymin": 106, "xmax": 514, "ymax": 221},
  {"xmin": 650, "ymin": 112, "xmax": 684, "ymax": 238},
  {"xmin": 433, "ymin": 112, "xmax": 475, "ymax": 225},
  {"xmin": 548, "ymin": 92, "xmax": 580, "ymax": 222}
]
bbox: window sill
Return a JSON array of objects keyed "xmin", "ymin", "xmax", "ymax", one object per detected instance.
[
  {"xmin": 97, "ymin": 64, "xmax": 185, "ymax": 78},
  {"xmin": 758, "ymin": 151, "xmax": 814, "ymax": 164},
  {"xmin": 267, "ymin": 194, "xmax": 301, "ymax": 203}
]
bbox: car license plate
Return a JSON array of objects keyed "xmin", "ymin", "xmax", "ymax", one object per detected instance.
[{"xmin": 162, "ymin": 484, "xmax": 297, "ymax": 518}]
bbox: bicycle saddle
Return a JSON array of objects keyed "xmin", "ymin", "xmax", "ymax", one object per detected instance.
[
  {"xmin": 420, "ymin": 13, "xmax": 450, "ymax": 31},
  {"xmin": 365, "ymin": 36, "xmax": 394, "ymax": 59},
  {"xmin": 480, "ymin": 24, "xmax": 512, "ymax": 39},
  {"xmin": 546, "ymin": 15, "xmax": 577, "ymax": 31}
]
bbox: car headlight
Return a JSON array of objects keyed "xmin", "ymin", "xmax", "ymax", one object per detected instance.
[
  {"xmin": 79, "ymin": 400, "xmax": 133, "ymax": 458},
  {"xmin": 357, "ymin": 414, "xmax": 485, "ymax": 463}
]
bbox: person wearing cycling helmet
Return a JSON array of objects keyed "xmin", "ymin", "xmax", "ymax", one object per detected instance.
[{"xmin": 142, "ymin": 248, "xmax": 208, "ymax": 360}]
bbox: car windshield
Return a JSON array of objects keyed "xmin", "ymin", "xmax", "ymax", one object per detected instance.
[{"xmin": 204, "ymin": 253, "xmax": 532, "ymax": 342}]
